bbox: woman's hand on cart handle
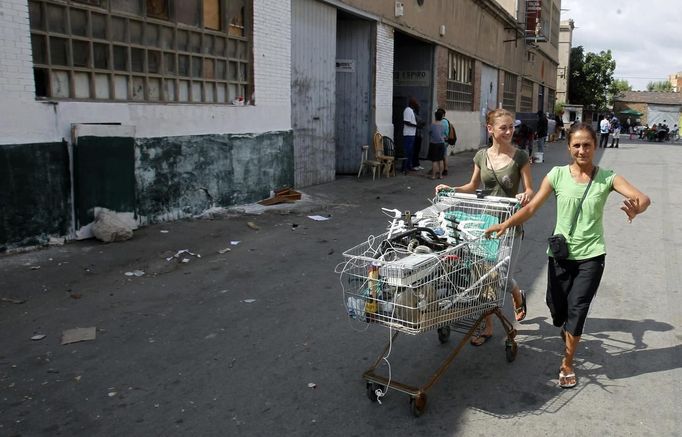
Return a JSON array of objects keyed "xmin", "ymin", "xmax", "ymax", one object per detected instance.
[
  {"xmin": 484, "ymin": 223, "xmax": 508, "ymax": 239},
  {"xmin": 516, "ymin": 190, "xmax": 534, "ymax": 206},
  {"xmin": 435, "ymin": 184, "xmax": 453, "ymax": 195}
]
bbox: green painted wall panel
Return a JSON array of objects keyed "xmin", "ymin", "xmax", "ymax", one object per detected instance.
[
  {"xmin": 0, "ymin": 142, "xmax": 70, "ymax": 251},
  {"xmin": 73, "ymin": 136, "xmax": 136, "ymax": 227},
  {"xmin": 136, "ymin": 131, "xmax": 294, "ymax": 222}
]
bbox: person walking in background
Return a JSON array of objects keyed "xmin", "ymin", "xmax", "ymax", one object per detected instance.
[
  {"xmin": 402, "ymin": 97, "xmax": 419, "ymax": 172},
  {"xmin": 555, "ymin": 114, "xmax": 565, "ymax": 140},
  {"xmin": 483, "ymin": 122, "xmax": 650, "ymax": 389},
  {"xmin": 413, "ymin": 104, "xmax": 425, "ymax": 171},
  {"xmin": 436, "ymin": 108, "xmax": 534, "ymax": 345},
  {"xmin": 599, "ymin": 115, "xmax": 610, "ymax": 148},
  {"xmin": 427, "ymin": 109, "xmax": 447, "ymax": 179},
  {"xmin": 610, "ymin": 117, "xmax": 621, "ymax": 148},
  {"xmin": 536, "ymin": 111, "xmax": 548, "ymax": 154}
]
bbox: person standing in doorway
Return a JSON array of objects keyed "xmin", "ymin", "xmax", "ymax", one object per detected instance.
[
  {"xmin": 413, "ymin": 104, "xmax": 425, "ymax": 171},
  {"xmin": 536, "ymin": 111, "xmax": 548, "ymax": 155},
  {"xmin": 402, "ymin": 97, "xmax": 419, "ymax": 172},
  {"xmin": 599, "ymin": 115, "xmax": 610, "ymax": 148}
]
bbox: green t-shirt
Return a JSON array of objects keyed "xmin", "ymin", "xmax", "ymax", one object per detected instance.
[
  {"xmin": 546, "ymin": 165, "xmax": 616, "ymax": 260},
  {"xmin": 473, "ymin": 148, "xmax": 529, "ymax": 198}
]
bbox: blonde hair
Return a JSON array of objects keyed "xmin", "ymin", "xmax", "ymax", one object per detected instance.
[{"xmin": 486, "ymin": 108, "xmax": 514, "ymax": 126}]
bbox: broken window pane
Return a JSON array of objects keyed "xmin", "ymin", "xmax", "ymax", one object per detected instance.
[
  {"xmin": 31, "ymin": 34, "xmax": 47, "ymax": 64},
  {"xmin": 50, "ymin": 37, "xmax": 69, "ymax": 66},
  {"xmin": 51, "ymin": 70, "xmax": 71, "ymax": 98},
  {"xmin": 47, "ymin": 4, "xmax": 67, "ymax": 34},
  {"xmin": 72, "ymin": 40, "xmax": 91, "ymax": 67},
  {"xmin": 29, "ymin": 1, "xmax": 45, "ymax": 31},
  {"xmin": 130, "ymin": 20, "xmax": 143, "ymax": 44},
  {"xmin": 92, "ymin": 13, "xmax": 107, "ymax": 39},
  {"xmin": 175, "ymin": 0, "xmax": 200, "ymax": 27},
  {"xmin": 111, "ymin": 16, "xmax": 127, "ymax": 42},
  {"xmin": 70, "ymin": 8, "xmax": 88, "ymax": 37},
  {"xmin": 148, "ymin": 50, "xmax": 160, "ymax": 73},
  {"xmin": 34, "ymin": 68, "xmax": 49, "ymax": 97},
  {"xmin": 131, "ymin": 47, "xmax": 144, "ymax": 72},
  {"xmin": 204, "ymin": 0, "xmax": 220, "ymax": 30},
  {"xmin": 113, "ymin": 45, "xmax": 128, "ymax": 70},
  {"xmin": 111, "ymin": 0, "xmax": 142, "ymax": 15},
  {"xmin": 146, "ymin": 0, "xmax": 169, "ymax": 20},
  {"xmin": 227, "ymin": 0, "xmax": 245, "ymax": 37},
  {"xmin": 93, "ymin": 43, "xmax": 110, "ymax": 69}
]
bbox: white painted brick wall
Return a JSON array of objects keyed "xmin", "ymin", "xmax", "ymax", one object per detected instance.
[
  {"xmin": 375, "ymin": 23, "xmax": 394, "ymax": 139},
  {"xmin": 253, "ymin": 0, "xmax": 291, "ymax": 107},
  {"xmin": 0, "ymin": 0, "xmax": 36, "ymax": 102}
]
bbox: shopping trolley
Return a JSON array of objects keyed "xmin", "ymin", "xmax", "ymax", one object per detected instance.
[{"xmin": 338, "ymin": 191, "xmax": 520, "ymax": 416}]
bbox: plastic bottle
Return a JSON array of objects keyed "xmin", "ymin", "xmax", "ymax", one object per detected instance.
[{"xmin": 365, "ymin": 261, "xmax": 381, "ymax": 321}]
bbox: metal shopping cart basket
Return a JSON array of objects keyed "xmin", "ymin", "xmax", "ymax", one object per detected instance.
[{"xmin": 337, "ymin": 192, "xmax": 520, "ymax": 416}]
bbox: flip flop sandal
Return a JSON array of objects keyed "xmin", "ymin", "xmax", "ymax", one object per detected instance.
[
  {"xmin": 470, "ymin": 333, "xmax": 492, "ymax": 346},
  {"xmin": 514, "ymin": 290, "xmax": 527, "ymax": 322},
  {"xmin": 559, "ymin": 371, "xmax": 577, "ymax": 388}
]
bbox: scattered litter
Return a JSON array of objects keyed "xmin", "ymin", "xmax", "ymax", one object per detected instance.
[
  {"xmin": 75, "ymin": 376, "xmax": 82, "ymax": 382},
  {"xmin": 242, "ymin": 299, "xmax": 256, "ymax": 304},
  {"xmin": 30, "ymin": 266, "xmax": 41, "ymax": 270},
  {"xmin": 230, "ymin": 241, "xmax": 240, "ymax": 246},
  {"xmin": 61, "ymin": 327, "xmax": 97, "ymax": 345},
  {"xmin": 124, "ymin": 270, "xmax": 145, "ymax": 277},
  {"xmin": 31, "ymin": 334, "xmax": 46, "ymax": 341},
  {"xmin": 247, "ymin": 221, "xmax": 260, "ymax": 230},
  {"xmin": 327, "ymin": 249, "xmax": 335, "ymax": 255},
  {"xmin": 108, "ymin": 392, "xmax": 117, "ymax": 397},
  {"xmin": 92, "ymin": 208, "xmax": 134, "ymax": 242},
  {"xmin": 47, "ymin": 369, "xmax": 59, "ymax": 374},
  {"xmin": 291, "ymin": 223, "xmax": 299, "ymax": 229},
  {"xmin": 166, "ymin": 249, "xmax": 201, "ymax": 262},
  {"xmin": 181, "ymin": 258, "xmax": 190, "ymax": 263},
  {"xmin": 308, "ymin": 383, "xmax": 317, "ymax": 389},
  {"xmin": 160, "ymin": 230, "xmax": 169, "ymax": 233},
  {"xmin": 258, "ymin": 187, "xmax": 302, "ymax": 206},
  {"xmin": 307, "ymin": 215, "xmax": 330, "ymax": 221},
  {"xmin": 70, "ymin": 292, "xmax": 83, "ymax": 299},
  {"xmin": 228, "ymin": 358, "xmax": 236, "ymax": 368},
  {"xmin": 205, "ymin": 333, "xmax": 217, "ymax": 339},
  {"xmin": 219, "ymin": 290, "xmax": 229, "ymax": 294},
  {"xmin": 218, "ymin": 248, "xmax": 231, "ymax": 254},
  {"xmin": 1, "ymin": 297, "xmax": 26, "ymax": 304}
]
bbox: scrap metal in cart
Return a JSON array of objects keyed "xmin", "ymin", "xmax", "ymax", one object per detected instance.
[{"xmin": 337, "ymin": 192, "xmax": 520, "ymax": 416}]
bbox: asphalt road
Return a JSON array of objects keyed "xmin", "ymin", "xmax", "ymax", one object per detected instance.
[{"xmin": 1, "ymin": 138, "xmax": 680, "ymax": 436}]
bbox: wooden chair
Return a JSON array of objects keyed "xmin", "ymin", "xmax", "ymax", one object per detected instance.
[
  {"xmin": 357, "ymin": 144, "xmax": 381, "ymax": 180},
  {"xmin": 372, "ymin": 131, "xmax": 395, "ymax": 178},
  {"xmin": 381, "ymin": 136, "xmax": 405, "ymax": 177}
]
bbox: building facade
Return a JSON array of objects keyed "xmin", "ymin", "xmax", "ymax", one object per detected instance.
[{"xmin": 0, "ymin": 0, "xmax": 561, "ymax": 251}]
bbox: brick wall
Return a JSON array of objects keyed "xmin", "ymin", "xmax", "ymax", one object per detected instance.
[
  {"xmin": 374, "ymin": 23, "xmax": 394, "ymax": 138},
  {"xmin": 253, "ymin": 0, "xmax": 291, "ymax": 107},
  {"xmin": 0, "ymin": 0, "xmax": 36, "ymax": 102}
]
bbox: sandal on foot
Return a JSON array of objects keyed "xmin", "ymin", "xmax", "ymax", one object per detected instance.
[
  {"xmin": 470, "ymin": 333, "xmax": 492, "ymax": 346},
  {"xmin": 559, "ymin": 371, "xmax": 577, "ymax": 388},
  {"xmin": 514, "ymin": 290, "xmax": 527, "ymax": 322}
]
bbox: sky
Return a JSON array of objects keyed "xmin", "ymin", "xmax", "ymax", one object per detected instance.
[{"xmin": 560, "ymin": 0, "xmax": 682, "ymax": 91}]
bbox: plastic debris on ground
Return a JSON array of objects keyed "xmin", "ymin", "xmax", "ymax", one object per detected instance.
[
  {"xmin": 247, "ymin": 221, "xmax": 260, "ymax": 230},
  {"xmin": 242, "ymin": 299, "xmax": 256, "ymax": 303},
  {"xmin": 166, "ymin": 249, "xmax": 201, "ymax": 262},
  {"xmin": 258, "ymin": 187, "xmax": 302, "ymax": 206},
  {"xmin": 31, "ymin": 334, "xmax": 46, "ymax": 341},
  {"xmin": 307, "ymin": 215, "xmax": 330, "ymax": 221},
  {"xmin": 124, "ymin": 270, "xmax": 145, "ymax": 277}
]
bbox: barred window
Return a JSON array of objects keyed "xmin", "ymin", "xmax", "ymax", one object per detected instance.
[
  {"xmin": 547, "ymin": 88, "xmax": 556, "ymax": 113},
  {"xmin": 520, "ymin": 78, "xmax": 533, "ymax": 112},
  {"xmin": 29, "ymin": 0, "xmax": 251, "ymax": 104},
  {"xmin": 446, "ymin": 51, "xmax": 473, "ymax": 111},
  {"xmin": 502, "ymin": 72, "xmax": 517, "ymax": 111}
]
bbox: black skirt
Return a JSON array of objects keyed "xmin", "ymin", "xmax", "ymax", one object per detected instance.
[{"xmin": 427, "ymin": 142, "xmax": 445, "ymax": 161}]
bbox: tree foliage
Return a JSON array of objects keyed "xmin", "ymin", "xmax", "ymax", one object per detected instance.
[
  {"xmin": 567, "ymin": 46, "xmax": 616, "ymax": 111},
  {"xmin": 609, "ymin": 79, "xmax": 632, "ymax": 106},
  {"xmin": 646, "ymin": 80, "xmax": 673, "ymax": 91}
]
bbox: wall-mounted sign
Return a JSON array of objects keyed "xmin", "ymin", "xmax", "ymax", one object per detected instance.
[
  {"xmin": 336, "ymin": 59, "xmax": 355, "ymax": 73},
  {"xmin": 394, "ymin": 70, "xmax": 430, "ymax": 87}
]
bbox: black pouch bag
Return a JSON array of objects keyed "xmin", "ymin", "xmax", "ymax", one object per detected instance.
[
  {"xmin": 548, "ymin": 166, "xmax": 597, "ymax": 260},
  {"xmin": 547, "ymin": 234, "xmax": 569, "ymax": 260}
]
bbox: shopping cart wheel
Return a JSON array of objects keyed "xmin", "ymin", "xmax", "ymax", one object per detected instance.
[
  {"xmin": 409, "ymin": 393, "xmax": 427, "ymax": 417},
  {"xmin": 366, "ymin": 382, "xmax": 385, "ymax": 402},
  {"xmin": 505, "ymin": 340, "xmax": 518, "ymax": 362},
  {"xmin": 437, "ymin": 326, "xmax": 451, "ymax": 344}
]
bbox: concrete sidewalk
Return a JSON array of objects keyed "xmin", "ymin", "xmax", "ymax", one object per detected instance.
[{"xmin": 1, "ymin": 139, "xmax": 679, "ymax": 436}]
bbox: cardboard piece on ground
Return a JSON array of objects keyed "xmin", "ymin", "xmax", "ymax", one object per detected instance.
[
  {"xmin": 258, "ymin": 188, "xmax": 302, "ymax": 206},
  {"xmin": 61, "ymin": 327, "xmax": 97, "ymax": 345}
]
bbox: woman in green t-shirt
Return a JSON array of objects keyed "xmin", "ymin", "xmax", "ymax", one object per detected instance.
[
  {"xmin": 484, "ymin": 122, "xmax": 650, "ymax": 389},
  {"xmin": 436, "ymin": 108, "xmax": 535, "ymax": 345}
]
